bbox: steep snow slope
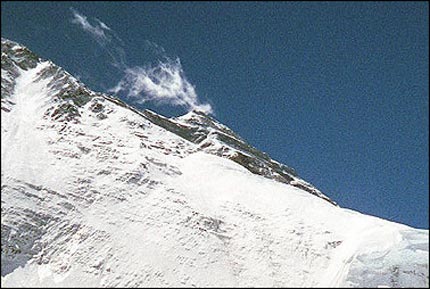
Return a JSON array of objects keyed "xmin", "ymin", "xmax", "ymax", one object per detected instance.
[{"xmin": 1, "ymin": 38, "xmax": 429, "ymax": 287}]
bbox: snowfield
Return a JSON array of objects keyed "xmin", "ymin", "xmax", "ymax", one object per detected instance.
[{"xmin": 1, "ymin": 39, "xmax": 429, "ymax": 287}]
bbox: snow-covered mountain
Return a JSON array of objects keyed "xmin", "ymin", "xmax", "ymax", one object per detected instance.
[{"xmin": 1, "ymin": 38, "xmax": 428, "ymax": 287}]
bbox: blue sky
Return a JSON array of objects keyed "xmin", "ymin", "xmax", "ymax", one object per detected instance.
[{"xmin": 2, "ymin": 2, "xmax": 428, "ymax": 229}]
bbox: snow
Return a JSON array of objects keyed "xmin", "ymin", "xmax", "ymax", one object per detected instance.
[
  {"xmin": 1, "ymin": 49, "xmax": 428, "ymax": 287},
  {"xmin": 1, "ymin": 61, "xmax": 67, "ymax": 190},
  {"xmin": 170, "ymin": 152, "xmax": 429, "ymax": 287}
]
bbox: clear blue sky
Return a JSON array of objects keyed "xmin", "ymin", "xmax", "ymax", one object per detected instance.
[{"xmin": 2, "ymin": 2, "xmax": 428, "ymax": 229}]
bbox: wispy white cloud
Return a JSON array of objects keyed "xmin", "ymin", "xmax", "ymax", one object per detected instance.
[
  {"xmin": 109, "ymin": 58, "xmax": 213, "ymax": 114},
  {"xmin": 70, "ymin": 8, "xmax": 126, "ymax": 69},
  {"xmin": 95, "ymin": 18, "xmax": 112, "ymax": 31},
  {"xmin": 71, "ymin": 8, "xmax": 110, "ymax": 44},
  {"xmin": 144, "ymin": 40, "xmax": 166, "ymax": 56},
  {"xmin": 70, "ymin": 8, "xmax": 213, "ymax": 114}
]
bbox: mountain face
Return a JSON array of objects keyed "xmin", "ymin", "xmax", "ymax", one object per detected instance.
[{"xmin": 1, "ymin": 38, "xmax": 428, "ymax": 287}]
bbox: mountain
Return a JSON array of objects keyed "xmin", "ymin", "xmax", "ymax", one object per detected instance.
[{"xmin": 1, "ymin": 38, "xmax": 428, "ymax": 287}]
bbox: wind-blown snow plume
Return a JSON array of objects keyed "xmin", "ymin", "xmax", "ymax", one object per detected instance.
[
  {"xmin": 70, "ymin": 8, "xmax": 126, "ymax": 69},
  {"xmin": 70, "ymin": 8, "xmax": 213, "ymax": 114},
  {"xmin": 109, "ymin": 59, "xmax": 213, "ymax": 114},
  {"xmin": 71, "ymin": 8, "xmax": 109, "ymax": 44}
]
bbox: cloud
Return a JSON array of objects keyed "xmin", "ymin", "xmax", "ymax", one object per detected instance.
[
  {"xmin": 95, "ymin": 18, "xmax": 112, "ymax": 31},
  {"xmin": 70, "ymin": 9, "xmax": 213, "ymax": 114},
  {"xmin": 71, "ymin": 8, "xmax": 126, "ymax": 69},
  {"xmin": 109, "ymin": 58, "xmax": 213, "ymax": 114},
  {"xmin": 144, "ymin": 40, "xmax": 166, "ymax": 56},
  {"xmin": 70, "ymin": 8, "xmax": 110, "ymax": 44}
]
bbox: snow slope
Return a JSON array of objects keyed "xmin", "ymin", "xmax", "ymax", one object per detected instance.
[{"xmin": 1, "ymin": 38, "xmax": 428, "ymax": 287}]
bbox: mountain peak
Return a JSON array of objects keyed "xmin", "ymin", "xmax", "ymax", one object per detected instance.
[
  {"xmin": 1, "ymin": 38, "xmax": 336, "ymax": 205},
  {"xmin": 1, "ymin": 38, "xmax": 41, "ymax": 70},
  {"xmin": 1, "ymin": 38, "xmax": 427, "ymax": 288}
]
